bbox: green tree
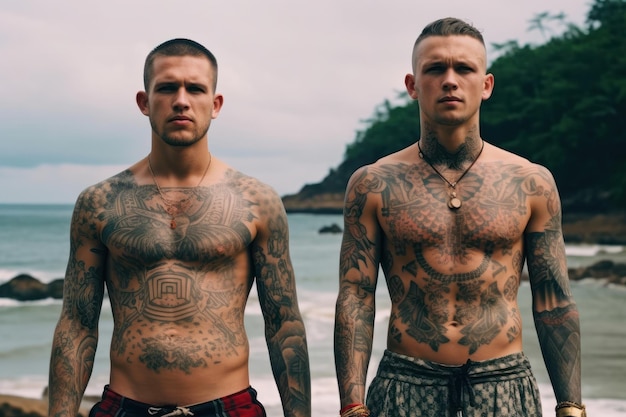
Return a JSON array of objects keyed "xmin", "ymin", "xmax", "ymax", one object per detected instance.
[
  {"xmin": 309, "ymin": 0, "xmax": 626, "ymax": 209},
  {"xmin": 482, "ymin": 0, "xmax": 626, "ymax": 205}
]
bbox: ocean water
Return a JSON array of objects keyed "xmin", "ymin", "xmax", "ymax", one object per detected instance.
[{"xmin": 1, "ymin": 204, "xmax": 625, "ymax": 416}]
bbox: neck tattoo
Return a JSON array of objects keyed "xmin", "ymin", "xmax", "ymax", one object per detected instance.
[
  {"xmin": 417, "ymin": 139, "xmax": 484, "ymax": 210},
  {"xmin": 147, "ymin": 153, "xmax": 212, "ymax": 229}
]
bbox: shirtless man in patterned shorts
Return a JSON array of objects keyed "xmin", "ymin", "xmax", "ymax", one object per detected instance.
[{"xmin": 334, "ymin": 17, "xmax": 585, "ymax": 417}]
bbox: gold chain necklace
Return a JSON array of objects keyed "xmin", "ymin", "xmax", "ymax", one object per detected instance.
[
  {"xmin": 147, "ymin": 153, "xmax": 212, "ymax": 229},
  {"xmin": 417, "ymin": 139, "xmax": 484, "ymax": 210}
]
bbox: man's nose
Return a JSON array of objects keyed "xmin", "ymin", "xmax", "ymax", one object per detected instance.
[
  {"xmin": 442, "ymin": 69, "xmax": 459, "ymax": 90},
  {"xmin": 173, "ymin": 88, "xmax": 190, "ymax": 109}
]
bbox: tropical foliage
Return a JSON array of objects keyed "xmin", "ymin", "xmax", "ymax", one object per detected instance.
[{"xmin": 304, "ymin": 0, "xmax": 626, "ymax": 209}]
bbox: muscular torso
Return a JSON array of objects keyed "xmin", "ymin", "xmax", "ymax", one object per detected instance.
[
  {"xmin": 372, "ymin": 146, "xmax": 539, "ymax": 364},
  {"xmin": 91, "ymin": 170, "xmax": 259, "ymax": 404}
]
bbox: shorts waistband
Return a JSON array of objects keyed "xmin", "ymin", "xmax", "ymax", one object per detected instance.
[
  {"xmin": 376, "ymin": 350, "xmax": 534, "ymax": 384},
  {"xmin": 100, "ymin": 385, "xmax": 258, "ymax": 416},
  {"xmin": 376, "ymin": 350, "xmax": 534, "ymax": 413}
]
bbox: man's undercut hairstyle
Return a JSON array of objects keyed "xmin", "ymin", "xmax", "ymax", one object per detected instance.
[
  {"xmin": 415, "ymin": 17, "xmax": 485, "ymax": 47},
  {"xmin": 143, "ymin": 38, "xmax": 218, "ymax": 91},
  {"xmin": 412, "ymin": 17, "xmax": 485, "ymax": 71}
]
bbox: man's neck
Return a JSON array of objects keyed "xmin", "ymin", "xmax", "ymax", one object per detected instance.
[
  {"xmin": 419, "ymin": 128, "xmax": 482, "ymax": 169},
  {"xmin": 148, "ymin": 148, "xmax": 212, "ymax": 183}
]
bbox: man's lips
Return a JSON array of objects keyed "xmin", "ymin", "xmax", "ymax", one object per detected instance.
[
  {"xmin": 439, "ymin": 96, "xmax": 462, "ymax": 103},
  {"xmin": 169, "ymin": 116, "xmax": 192, "ymax": 123}
]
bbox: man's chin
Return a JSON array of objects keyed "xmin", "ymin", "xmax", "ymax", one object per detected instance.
[
  {"xmin": 435, "ymin": 116, "xmax": 467, "ymax": 127},
  {"xmin": 161, "ymin": 136, "xmax": 202, "ymax": 147}
]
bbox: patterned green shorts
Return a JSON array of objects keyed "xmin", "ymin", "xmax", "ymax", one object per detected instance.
[{"xmin": 366, "ymin": 350, "xmax": 542, "ymax": 417}]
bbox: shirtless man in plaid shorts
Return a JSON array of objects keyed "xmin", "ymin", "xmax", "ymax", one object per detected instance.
[{"xmin": 48, "ymin": 38, "xmax": 310, "ymax": 417}]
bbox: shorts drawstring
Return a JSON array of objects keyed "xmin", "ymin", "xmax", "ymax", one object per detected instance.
[
  {"xmin": 147, "ymin": 406, "xmax": 194, "ymax": 417},
  {"xmin": 449, "ymin": 359, "xmax": 477, "ymax": 417}
]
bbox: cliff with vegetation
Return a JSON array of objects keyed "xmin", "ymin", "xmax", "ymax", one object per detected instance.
[{"xmin": 283, "ymin": 0, "xmax": 626, "ymax": 229}]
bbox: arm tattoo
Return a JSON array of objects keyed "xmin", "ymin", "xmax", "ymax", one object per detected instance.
[
  {"xmin": 526, "ymin": 230, "xmax": 582, "ymax": 403},
  {"xmin": 335, "ymin": 167, "xmax": 379, "ymax": 405},
  {"xmin": 49, "ymin": 187, "xmax": 105, "ymax": 417},
  {"xmin": 253, "ymin": 187, "xmax": 310, "ymax": 417},
  {"xmin": 334, "ymin": 272, "xmax": 376, "ymax": 404},
  {"xmin": 339, "ymin": 170, "xmax": 377, "ymax": 276}
]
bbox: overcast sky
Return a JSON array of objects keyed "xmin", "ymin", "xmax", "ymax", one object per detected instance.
[{"xmin": 0, "ymin": 0, "xmax": 590, "ymax": 204}]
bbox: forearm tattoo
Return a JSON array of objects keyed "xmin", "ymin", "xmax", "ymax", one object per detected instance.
[
  {"xmin": 254, "ymin": 210, "xmax": 310, "ymax": 416},
  {"xmin": 527, "ymin": 231, "xmax": 582, "ymax": 402},
  {"xmin": 49, "ymin": 195, "xmax": 104, "ymax": 417},
  {"xmin": 335, "ymin": 168, "xmax": 379, "ymax": 403}
]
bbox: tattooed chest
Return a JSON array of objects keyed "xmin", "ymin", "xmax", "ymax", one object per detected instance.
[
  {"xmin": 381, "ymin": 204, "xmax": 525, "ymax": 268},
  {"xmin": 381, "ymin": 184, "xmax": 527, "ymax": 257},
  {"xmin": 99, "ymin": 186, "xmax": 254, "ymax": 264}
]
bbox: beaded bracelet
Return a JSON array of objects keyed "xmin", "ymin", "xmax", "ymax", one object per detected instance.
[
  {"xmin": 340, "ymin": 403, "xmax": 371, "ymax": 417},
  {"xmin": 555, "ymin": 401, "xmax": 586, "ymax": 417}
]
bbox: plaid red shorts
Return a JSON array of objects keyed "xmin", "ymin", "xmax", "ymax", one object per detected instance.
[{"xmin": 89, "ymin": 385, "xmax": 266, "ymax": 417}]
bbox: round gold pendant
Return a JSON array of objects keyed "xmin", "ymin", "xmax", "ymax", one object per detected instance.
[{"xmin": 448, "ymin": 197, "xmax": 462, "ymax": 209}]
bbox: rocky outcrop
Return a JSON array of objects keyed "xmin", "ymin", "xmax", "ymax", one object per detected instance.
[
  {"xmin": 562, "ymin": 212, "xmax": 626, "ymax": 245},
  {"xmin": 568, "ymin": 260, "xmax": 626, "ymax": 286},
  {"xmin": 0, "ymin": 274, "xmax": 64, "ymax": 301},
  {"xmin": 318, "ymin": 223, "xmax": 343, "ymax": 234},
  {"xmin": 0, "ymin": 395, "xmax": 50, "ymax": 417},
  {"xmin": 282, "ymin": 192, "xmax": 344, "ymax": 214},
  {"xmin": 0, "ymin": 394, "xmax": 89, "ymax": 417}
]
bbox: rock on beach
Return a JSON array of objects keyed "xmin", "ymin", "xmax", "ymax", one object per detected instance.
[
  {"xmin": 0, "ymin": 393, "xmax": 91, "ymax": 417},
  {"xmin": 0, "ymin": 394, "xmax": 50, "ymax": 417},
  {"xmin": 0, "ymin": 274, "xmax": 64, "ymax": 301}
]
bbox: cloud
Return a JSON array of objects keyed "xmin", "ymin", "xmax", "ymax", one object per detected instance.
[
  {"xmin": 0, "ymin": 164, "xmax": 127, "ymax": 204},
  {"xmin": 0, "ymin": 0, "xmax": 588, "ymax": 203}
]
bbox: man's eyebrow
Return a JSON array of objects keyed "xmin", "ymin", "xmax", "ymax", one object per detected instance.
[
  {"xmin": 422, "ymin": 56, "xmax": 482, "ymax": 67},
  {"xmin": 420, "ymin": 58, "xmax": 445, "ymax": 66},
  {"xmin": 153, "ymin": 80, "xmax": 209, "ymax": 88},
  {"xmin": 153, "ymin": 80, "xmax": 178, "ymax": 86}
]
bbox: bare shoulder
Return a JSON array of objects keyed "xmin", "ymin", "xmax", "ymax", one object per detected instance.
[
  {"xmin": 72, "ymin": 169, "xmax": 136, "ymax": 218},
  {"xmin": 485, "ymin": 142, "xmax": 556, "ymax": 183},
  {"xmin": 376, "ymin": 143, "xmax": 418, "ymax": 167},
  {"xmin": 485, "ymin": 143, "xmax": 561, "ymax": 230},
  {"xmin": 220, "ymin": 166, "xmax": 285, "ymax": 219},
  {"xmin": 484, "ymin": 143, "xmax": 529, "ymax": 164},
  {"xmin": 347, "ymin": 145, "xmax": 417, "ymax": 186}
]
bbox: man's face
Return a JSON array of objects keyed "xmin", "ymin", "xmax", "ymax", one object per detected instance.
[
  {"xmin": 405, "ymin": 35, "xmax": 494, "ymax": 128},
  {"xmin": 137, "ymin": 55, "xmax": 223, "ymax": 147}
]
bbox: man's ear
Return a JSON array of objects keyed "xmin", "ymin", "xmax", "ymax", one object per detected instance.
[
  {"xmin": 405, "ymin": 73, "xmax": 419, "ymax": 100},
  {"xmin": 482, "ymin": 73, "xmax": 495, "ymax": 101},
  {"xmin": 211, "ymin": 93, "xmax": 224, "ymax": 119},
  {"xmin": 136, "ymin": 91, "xmax": 149, "ymax": 116}
]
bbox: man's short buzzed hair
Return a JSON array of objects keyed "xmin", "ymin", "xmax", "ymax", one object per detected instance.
[
  {"xmin": 143, "ymin": 38, "xmax": 218, "ymax": 91},
  {"xmin": 415, "ymin": 17, "xmax": 485, "ymax": 47},
  {"xmin": 411, "ymin": 17, "xmax": 485, "ymax": 71}
]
